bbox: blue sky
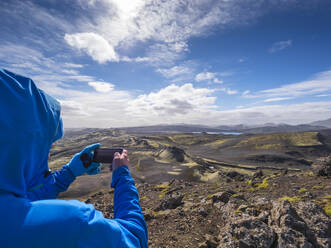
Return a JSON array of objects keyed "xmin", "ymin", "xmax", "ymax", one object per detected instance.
[{"xmin": 0, "ymin": 0, "xmax": 331, "ymax": 128}]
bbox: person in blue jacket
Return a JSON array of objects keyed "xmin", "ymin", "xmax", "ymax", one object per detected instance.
[{"xmin": 0, "ymin": 68, "xmax": 148, "ymax": 248}]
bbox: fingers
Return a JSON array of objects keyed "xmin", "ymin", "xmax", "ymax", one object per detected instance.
[
  {"xmin": 114, "ymin": 152, "xmax": 121, "ymax": 160},
  {"xmin": 121, "ymin": 149, "xmax": 128, "ymax": 159},
  {"xmin": 83, "ymin": 143, "xmax": 100, "ymax": 154}
]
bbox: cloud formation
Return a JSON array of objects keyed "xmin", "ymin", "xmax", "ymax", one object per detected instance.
[
  {"xmin": 1, "ymin": 0, "xmax": 330, "ymax": 128},
  {"xmin": 65, "ymin": 33, "xmax": 118, "ymax": 63},
  {"xmin": 195, "ymin": 72, "xmax": 223, "ymax": 84},
  {"xmin": 269, "ymin": 40, "xmax": 293, "ymax": 53},
  {"xmin": 88, "ymin": 82, "xmax": 114, "ymax": 93},
  {"xmin": 245, "ymin": 70, "xmax": 331, "ymax": 100},
  {"xmin": 64, "ymin": 0, "xmax": 300, "ymax": 64},
  {"xmin": 126, "ymin": 83, "xmax": 217, "ymax": 124}
]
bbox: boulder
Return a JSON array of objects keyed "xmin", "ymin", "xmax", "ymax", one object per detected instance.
[
  {"xmin": 311, "ymin": 156, "xmax": 331, "ymax": 177},
  {"xmin": 156, "ymin": 194, "xmax": 184, "ymax": 211},
  {"xmin": 216, "ymin": 199, "xmax": 330, "ymax": 248},
  {"xmin": 212, "ymin": 190, "xmax": 236, "ymax": 204}
]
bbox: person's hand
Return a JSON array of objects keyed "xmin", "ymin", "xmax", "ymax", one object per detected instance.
[
  {"xmin": 67, "ymin": 143, "xmax": 101, "ymax": 177},
  {"xmin": 111, "ymin": 149, "xmax": 129, "ymax": 171}
]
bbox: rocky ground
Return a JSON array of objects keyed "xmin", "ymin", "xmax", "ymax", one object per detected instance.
[{"xmin": 84, "ymin": 157, "xmax": 331, "ymax": 248}]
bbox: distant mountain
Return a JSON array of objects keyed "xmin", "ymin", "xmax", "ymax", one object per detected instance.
[
  {"xmin": 121, "ymin": 123, "xmax": 327, "ymax": 134},
  {"xmin": 64, "ymin": 121, "xmax": 329, "ymax": 136},
  {"xmin": 121, "ymin": 124, "xmax": 224, "ymax": 133},
  {"xmin": 242, "ymin": 124, "xmax": 327, "ymax": 134},
  {"xmin": 310, "ymin": 118, "xmax": 331, "ymax": 128}
]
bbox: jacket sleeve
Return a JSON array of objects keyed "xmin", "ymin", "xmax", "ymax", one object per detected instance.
[
  {"xmin": 26, "ymin": 165, "xmax": 76, "ymax": 201},
  {"xmin": 78, "ymin": 166, "xmax": 148, "ymax": 248}
]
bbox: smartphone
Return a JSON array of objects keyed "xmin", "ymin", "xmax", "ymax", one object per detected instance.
[{"xmin": 92, "ymin": 148, "xmax": 123, "ymax": 163}]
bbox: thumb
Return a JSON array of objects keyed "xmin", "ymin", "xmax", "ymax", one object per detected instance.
[
  {"xmin": 113, "ymin": 152, "xmax": 120, "ymax": 160},
  {"xmin": 82, "ymin": 143, "xmax": 100, "ymax": 154}
]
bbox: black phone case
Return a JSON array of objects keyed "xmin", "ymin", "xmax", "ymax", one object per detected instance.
[{"xmin": 92, "ymin": 148, "xmax": 123, "ymax": 163}]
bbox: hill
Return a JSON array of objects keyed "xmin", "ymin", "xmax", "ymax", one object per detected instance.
[
  {"xmin": 50, "ymin": 129, "xmax": 331, "ymax": 197},
  {"xmin": 85, "ymin": 160, "xmax": 331, "ymax": 247},
  {"xmin": 49, "ymin": 129, "xmax": 330, "ymax": 247},
  {"xmin": 120, "ymin": 123, "xmax": 327, "ymax": 134},
  {"xmin": 310, "ymin": 118, "xmax": 331, "ymax": 128}
]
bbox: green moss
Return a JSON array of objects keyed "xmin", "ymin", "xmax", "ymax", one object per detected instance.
[
  {"xmin": 247, "ymin": 179, "xmax": 252, "ymax": 186},
  {"xmin": 208, "ymin": 139, "xmax": 229, "ymax": 148},
  {"xmin": 322, "ymin": 195, "xmax": 331, "ymax": 216},
  {"xmin": 233, "ymin": 234, "xmax": 239, "ymax": 241},
  {"xmin": 234, "ymin": 132, "xmax": 321, "ymax": 150},
  {"xmin": 315, "ymin": 195, "xmax": 331, "ymax": 217},
  {"xmin": 307, "ymin": 171, "xmax": 315, "ymax": 177},
  {"xmin": 256, "ymin": 178, "xmax": 269, "ymax": 190},
  {"xmin": 269, "ymin": 173, "xmax": 282, "ymax": 178},
  {"xmin": 234, "ymin": 205, "xmax": 248, "ymax": 214},
  {"xmin": 279, "ymin": 196, "xmax": 302, "ymax": 203},
  {"xmin": 183, "ymin": 193, "xmax": 194, "ymax": 200},
  {"xmin": 154, "ymin": 183, "xmax": 170, "ymax": 199},
  {"xmin": 206, "ymin": 193, "xmax": 217, "ymax": 200},
  {"xmin": 312, "ymin": 185, "xmax": 324, "ymax": 190},
  {"xmin": 259, "ymin": 178, "xmax": 269, "ymax": 189},
  {"xmin": 154, "ymin": 183, "xmax": 169, "ymax": 189},
  {"xmin": 324, "ymin": 203, "xmax": 331, "ymax": 216},
  {"xmin": 298, "ymin": 188, "xmax": 307, "ymax": 194}
]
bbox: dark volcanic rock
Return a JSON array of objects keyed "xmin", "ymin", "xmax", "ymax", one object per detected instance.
[
  {"xmin": 199, "ymin": 234, "xmax": 219, "ymax": 248},
  {"xmin": 225, "ymin": 171, "xmax": 246, "ymax": 181},
  {"xmin": 156, "ymin": 194, "xmax": 184, "ymax": 211},
  {"xmin": 247, "ymin": 154, "xmax": 312, "ymax": 166},
  {"xmin": 252, "ymin": 169, "xmax": 264, "ymax": 179},
  {"xmin": 212, "ymin": 190, "xmax": 236, "ymax": 204},
  {"xmin": 312, "ymin": 156, "xmax": 331, "ymax": 177},
  {"xmin": 218, "ymin": 207, "xmax": 276, "ymax": 248},
  {"xmin": 217, "ymin": 199, "xmax": 330, "ymax": 248}
]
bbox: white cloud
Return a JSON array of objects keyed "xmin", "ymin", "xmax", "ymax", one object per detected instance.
[
  {"xmin": 127, "ymin": 83, "xmax": 217, "ymax": 124},
  {"xmin": 88, "ymin": 81, "xmax": 114, "ymax": 93},
  {"xmin": 195, "ymin": 72, "xmax": 216, "ymax": 81},
  {"xmin": 2, "ymin": 44, "xmax": 330, "ymax": 127},
  {"xmin": 65, "ymin": 33, "xmax": 118, "ymax": 63},
  {"xmin": 316, "ymin": 94, "xmax": 331, "ymax": 97},
  {"xmin": 168, "ymin": 42, "xmax": 189, "ymax": 53},
  {"xmin": 219, "ymin": 88, "xmax": 238, "ymax": 95},
  {"xmin": 156, "ymin": 65, "xmax": 195, "ymax": 82},
  {"xmin": 213, "ymin": 101, "xmax": 331, "ymax": 126},
  {"xmin": 244, "ymin": 70, "xmax": 331, "ymax": 100},
  {"xmin": 242, "ymin": 90, "xmax": 250, "ymax": 96},
  {"xmin": 64, "ymin": 63, "xmax": 84, "ymax": 68},
  {"xmin": 195, "ymin": 72, "xmax": 222, "ymax": 84},
  {"xmin": 264, "ymin": 97, "xmax": 292, "ymax": 102},
  {"xmin": 213, "ymin": 78, "xmax": 223, "ymax": 84},
  {"xmin": 126, "ymin": 83, "xmax": 331, "ymax": 126},
  {"xmin": 146, "ymin": 43, "xmax": 186, "ymax": 67},
  {"xmin": 269, "ymin": 40, "xmax": 292, "ymax": 53}
]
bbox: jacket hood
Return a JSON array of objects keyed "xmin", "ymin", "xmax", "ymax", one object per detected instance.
[{"xmin": 0, "ymin": 69, "xmax": 63, "ymax": 197}]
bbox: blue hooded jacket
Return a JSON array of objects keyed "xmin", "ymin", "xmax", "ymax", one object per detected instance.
[{"xmin": 0, "ymin": 69, "xmax": 148, "ymax": 248}]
